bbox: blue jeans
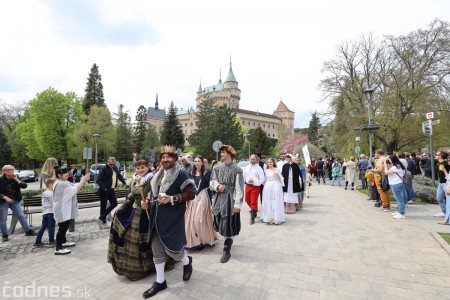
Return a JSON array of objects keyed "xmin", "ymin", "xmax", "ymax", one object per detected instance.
[
  {"xmin": 404, "ymin": 184, "xmax": 415, "ymax": 201},
  {"xmin": 359, "ymin": 171, "xmax": 367, "ymax": 189},
  {"xmin": 0, "ymin": 200, "xmax": 31, "ymax": 236},
  {"xmin": 36, "ymin": 213, "xmax": 55, "ymax": 243},
  {"xmin": 331, "ymin": 176, "xmax": 341, "ymax": 186},
  {"xmin": 391, "ymin": 183, "xmax": 407, "ymax": 215},
  {"xmin": 436, "ymin": 183, "xmax": 449, "ymax": 214}
]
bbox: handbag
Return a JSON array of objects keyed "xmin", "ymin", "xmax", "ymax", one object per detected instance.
[{"xmin": 381, "ymin": 175, "xmax": 390, "ymax": 192}]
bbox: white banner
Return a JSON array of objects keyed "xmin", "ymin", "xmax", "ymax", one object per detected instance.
[{"xmin": 302, "ymin": 145, "xmax": 311, "ymax": 167}]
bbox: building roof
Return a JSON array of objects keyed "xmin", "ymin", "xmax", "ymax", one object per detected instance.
[
  {"xmin": 275, "ymin": 100, "xmax": 293, "ymax": 112},
  {"xmin": 225, "ymin": 63, "xmax": 237, "ymax": 82},
  {"xmin": 232, "ymin": 108, "xmax": 281, "ymax": 120},
  {"xmin": 197, "ymin": 82, "xmax": 202, "ymax": 93},
  {"xmin": 147, "ymin": 107, "xmax": 166, "ymax": 119},
  {"xmin": 203, "ymin": 83, "xmax": 224, "ymax": 93}
]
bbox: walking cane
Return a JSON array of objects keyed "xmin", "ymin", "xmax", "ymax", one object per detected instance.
[{"xmin": 136, "ymin": 176, "xmax": 151, "ymax": 220}]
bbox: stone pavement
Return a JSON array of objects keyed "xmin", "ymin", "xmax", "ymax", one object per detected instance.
[{"xmin": 1, "ymin": 184, "xmax": 450, "ymax": 299}]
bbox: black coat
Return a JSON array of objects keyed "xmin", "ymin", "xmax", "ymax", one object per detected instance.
[
  {"xmin": 96, "ymin": 165, "xmax": 126, "ymax": 191},
  {"xmin": 0, "ymin": 175, "xmax": 27, "ymax": 203},
  {"xmin": 282, "ymin": 162, "xmax": 304, "ymax": 193}
]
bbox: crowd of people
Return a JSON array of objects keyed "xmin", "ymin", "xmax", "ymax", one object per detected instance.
[{"xmin": 1, "ymin": 145, "xmax": 449, "ymax": 298}]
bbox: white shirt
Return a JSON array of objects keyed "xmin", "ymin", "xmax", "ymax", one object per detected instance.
[
  {"xmin": 243, "ymin": 163, "xmax": 265, "ymax": 186},
  {"xmin": 277, "ymin": 160, "xmax": 287, "ymax": 174},
  {"xmin": 41, "ymin": 190, "xmax": 54, "ymax": 215},
  {"xmin": 387, "ymin": 165, "xmax": 405, "ymax": 185}
]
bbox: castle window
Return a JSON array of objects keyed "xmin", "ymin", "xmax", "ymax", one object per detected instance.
[
  {"xmin": 273, "ymin": 125, "xmax": 275, "ymax": 129},
  {"xmin": 273, "ymin": 134, "xmax": 275, "ymax": 137},
  {"xmin": 263, "ymin": 124, "xmax": 265, "ymax": 128},
  {"xmin": 185, "ymin": 123, "xmax": 187, "ymax": 127},
  {"xmin": 253, "ymin": 122, "xmax": 255, "ymax": 126},
  {"xmin": 267, "ymin": 133, "xmax": 270, "ymax": 137},
  {"xmin": 242, "ymin": 121, "xmax": 245, "ymax": 125},
  {"xmin": 190, "ymin": 123, "xmax": 193, "ymax": 127},
  {"xmin": 258, "ymin": 123, "xmax": 260, "ymax": 127},
  {"xmin": 248, "ymin": 121, "xmax": 250, "ymax": 125}
]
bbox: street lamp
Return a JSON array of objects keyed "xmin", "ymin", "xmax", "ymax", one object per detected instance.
[
  {"xmin": 93, "ymin": 133, "xmax": 101, "ymax": 183},
  {"xmin": 246, "ymin": 134, "xmax": 251, "ymax": 159},
  {"xmin": 364, "ymin": 88, "xmax": 375, "ymax": 162}
]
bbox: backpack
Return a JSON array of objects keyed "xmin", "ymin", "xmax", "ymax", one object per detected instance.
[
  {"xmin": 381, "ymin": 175, "xmax": 390, "ymax": 191},
  {"xmin": 403, "ymin": 170, "xmax": 413, "ymax": 185}
]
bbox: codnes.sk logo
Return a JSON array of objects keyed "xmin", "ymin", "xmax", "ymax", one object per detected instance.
[{"xmin": 2, "ymin": 281, "xmax": 92, "ymax": 298}]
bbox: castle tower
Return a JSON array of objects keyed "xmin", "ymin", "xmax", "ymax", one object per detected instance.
[
  {"xmin": 273, "ymin": 99, "xmax": 295, "ymax": 135},
  {"xmin": 155, "ymin": 93, "xmax": 159, "ymax": 109}
]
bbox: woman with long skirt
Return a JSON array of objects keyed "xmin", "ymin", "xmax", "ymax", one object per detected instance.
[
  {"xmin": 260, "ymin": 158, "xmax": 285, "ymax": 225},
  {"xmin": 108, "ymin": 159, "xmax": 174, "ymax": 280},
  {"xmin": 185, "ymin": 155, "xmax": 217, "ymax": 249}
]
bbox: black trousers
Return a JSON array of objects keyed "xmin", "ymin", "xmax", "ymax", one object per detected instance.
[
  {"xmin": 99, "ymin": 188, "xmax": 118, "ymax": 222},
  {"xmin": 56, "ymin": 220, "xmax": 71, "ymax": 250}
]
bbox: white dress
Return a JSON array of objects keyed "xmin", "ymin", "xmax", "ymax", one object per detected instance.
[{"xmin": 261, "ymin": 169, "xmax": 285, "ymax": 224}]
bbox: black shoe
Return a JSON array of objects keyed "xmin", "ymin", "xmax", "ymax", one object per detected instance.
[
  {"xmin": 374, "ymin": 203, "xmax": 381, "ymax": 207},
  {"xmin": 183, "ymin": 256, "xmax": 193, "ymax": 281},
  {"xmin": 220, "ymin": 251, "xmax": 231, "ymax": 263},
  {"xmin": 34, "ymin": 242, "xmax": 43, "ymax": 247},
  {"xmin": 25, "ymin": 229, "xmax": 37, "ymax": 236},
  {"xmin": 142, "ymin": 281, "xmax": 167, "ymax": 299},
  {"xmin": 2, "ymin": 235, "xmax": 9, "ymax": 242},
  {"xmin": 220, "ymin": 238, "xmax": 233, "ymax": 263}
]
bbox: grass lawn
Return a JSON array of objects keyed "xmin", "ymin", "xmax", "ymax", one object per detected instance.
[{"xmin": 438, "ymin": 233, "xmax": 450, "ymax": 246}]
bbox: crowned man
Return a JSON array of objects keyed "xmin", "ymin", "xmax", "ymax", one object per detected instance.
[
  {"xmin": 141, "ymin": 146, "xmax": 195, "ymax": 299},
  {"xmin": 210, "ymin": 145, "xmax": 244, "ymax": 263}
]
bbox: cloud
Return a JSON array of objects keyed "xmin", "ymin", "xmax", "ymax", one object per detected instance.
[{"xmin": 43, "ymin": 0, "xmax": 158, "ymax": 46}]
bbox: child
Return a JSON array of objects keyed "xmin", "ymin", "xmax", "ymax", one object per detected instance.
[
  {"xmin": 34, "ymin": 178, "xmax": 56, "ymax": 247},
  {"xmin": 305, "ymin": 166, "xmax": 314, "ymax": 198},
  {"xmin": 365, "ymin": 166, "xmax": 375, "ymax": 201}
]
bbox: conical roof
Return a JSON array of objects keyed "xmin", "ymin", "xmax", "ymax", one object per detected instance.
[
  {"xmin": 225, "ymin": 63, "xmax": 237, "ymax": 82},
  {"xmin": 197, "ymin": 82, "xmax": 202, "ymax": 93},
  {"xmin": 275, "ymin": 100, "xmax": 293, "ymax": 112}
]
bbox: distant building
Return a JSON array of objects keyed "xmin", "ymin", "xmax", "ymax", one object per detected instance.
[
  {"xmin": 146, "ymin": 93, "xmax": 166, "ymax": 135},
  {"xmin": 147, "ymin": 62, "xmax": 295, "ymax": 144}
]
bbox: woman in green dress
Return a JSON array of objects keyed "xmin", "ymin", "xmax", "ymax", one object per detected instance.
[{"xmin": 107, "ymin": 159, "xmax": 173, "ymax": 280}]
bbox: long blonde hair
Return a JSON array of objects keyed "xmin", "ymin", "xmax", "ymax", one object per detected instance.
[{"xmin": 41, "ymin": 158, "xmax": 58, "ymax": 176}]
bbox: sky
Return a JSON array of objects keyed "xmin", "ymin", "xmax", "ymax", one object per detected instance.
[{"xmin": 1, "ymin": 0, "xmax": 449, "ymax": 128}]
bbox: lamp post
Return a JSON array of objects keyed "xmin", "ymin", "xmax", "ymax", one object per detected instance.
[
  {"xmin": 364, "ymin": 88, "xmax": 375, "ymax": 162},
  {"xmin": 246, "ymin": 134, "xmax": 251, "ymax": 159},
  {"xmin": 93, "ymin": 133, "xmax": 101, "ymax": 183}
]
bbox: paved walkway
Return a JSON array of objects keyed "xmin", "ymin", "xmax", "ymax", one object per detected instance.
[{"xmin": 1, "ymin": 184, "xmax": 450, "ymax": 299}]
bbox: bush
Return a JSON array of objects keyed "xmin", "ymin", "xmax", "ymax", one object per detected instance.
[
  {"xmin": 412, "ymin": 176, "xmax": 438, "ymax": 204},
  {"xmin": 413, "ymin": 176, "xmax": 435, "ymax": 187}
]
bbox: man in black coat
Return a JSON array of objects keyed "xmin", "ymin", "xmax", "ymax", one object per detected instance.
[
  {"xmin": 281, "ymin": 155, "xmax": 304, "ymax": 213},
  {"xmin": 96, "ymin": 157, "xmax": 126, "ymax": 229}
]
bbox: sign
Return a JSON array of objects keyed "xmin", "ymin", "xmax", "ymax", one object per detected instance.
[
  {"xmin": 422, "ymin": 121, "xmax": 430, "ymax": 134},
  {"xmin": 426, "ymin": 112, "xmax": 434, "ymax": 119},
  {"xmin": 302, "ymin": 145, "xmax": 311, "ymax": 167},
  {"xmin": 431, "ymin": 119, "xmax": 440, "ymax": 126},
  {"xmin": 83, "ymin": 147, "xmax": 92, "ymax": 160},
  {"xmin": 212, "ymin": 140, "xmax": 222, "ymax": 152}
]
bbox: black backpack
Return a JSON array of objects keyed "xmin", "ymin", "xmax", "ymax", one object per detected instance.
[{"xmin": 381, "ymin": 175, "xmax": 390, "ymax": 191}]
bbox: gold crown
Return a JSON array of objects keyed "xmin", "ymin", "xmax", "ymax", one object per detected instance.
[{"xmin": 160, "ymin": 145, "xmax": 177, "ymax": 154}]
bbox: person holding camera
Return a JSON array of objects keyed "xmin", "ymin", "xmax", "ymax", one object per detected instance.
[
  {"xmin": 96, "ymin": 157, "xmax": 127, "ymax": 229},
  {"xmin": 372, "ymin": 149, "xmax": 391, "ymax": 211},
  {"xmin": 141, "ymin": 146, "xmax": 195, "ymax": 299},
  {"xmin": 383, "ymin": 155, "xmax": 408, "ymax": 219},
  {"xmin": 0, "ymin": 165, "xmax": 36, "ymax": 242}
]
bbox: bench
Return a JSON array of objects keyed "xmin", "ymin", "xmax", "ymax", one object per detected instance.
[{"xmin": 8, "ymin": 188, "xmax": 129, "ymax": 234}]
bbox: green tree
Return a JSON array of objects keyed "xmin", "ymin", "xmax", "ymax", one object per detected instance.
[
  {"xmin": 134, "ymin": 105, "xmax": 148, "ymax": 154},
  {"xmin": 160, "ymin": 101, "xmax": 185, "ymax": 149},
  {"xmin": 140, "ymin": 124, "xmax": 160, "ymax": 161},
  {"xmin": 114, "ymin": 104, "xmax": 133, "ymax": 162},
  {"xmin": 307, "ymin": 112, "xmax": 321, "ymax": 146},
  {"xmin": 14, "ymin": 88, "xmax": 81, "ymax": 160},
  {"xmin": 188, "ymin": 96, "xmax": 216, "ymax": 158},
  {"xmin": 212, "ymin": 105, "xmax": 244, "ymax": 158},
  {"xmin": 249, "ymin": 126, "xmax": 273, "ymax": 156},
  {"xmin": 0, "ymin": 127, "xmax": 12, "ymax": 166},
  {"xmin": 82, "ymin": 63, "xmax": 105, "ymax": 114},
  {"xmin": 69, "ymin": 105, "xmax": 116, "ymax": 162}
]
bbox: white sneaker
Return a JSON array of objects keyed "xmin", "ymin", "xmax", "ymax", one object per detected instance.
[
  {"xmin": 62, "ymin": 241, "xmax": 76, "ymax": 247},
  {"xmin": 393, "ymin": 214, "xmax": 406, "ymax": 219},
  {"xmin": 392, "ymin": 212, "xmax": 400, "ymax": 216},
  {"xmin": 434, "ymin": 212, "xmax": 445, "ymax": 217},
  {"xmin": 55, "ymin": 248, "xmax": 71, "ymax": 255},
  {"xmin": 101, "ymin": 223, "xmax": 110, "ymax": 230}
]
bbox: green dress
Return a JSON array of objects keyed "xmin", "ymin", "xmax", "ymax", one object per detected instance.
[{"xmin": 107, "ymin": 176, "xmax": 155, "ymax": 280}]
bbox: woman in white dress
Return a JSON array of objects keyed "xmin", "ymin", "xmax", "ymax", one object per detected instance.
[
  {"xmin": 343, "ymin": 156, "xmax": 357, "ymax": 190},
  {"xmin": 260, "ymin": 158, "xmax": 285, "ymax": 225}
]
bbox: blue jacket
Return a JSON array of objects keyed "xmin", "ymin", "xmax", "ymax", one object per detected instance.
[{"xmin": 96, "ymin": 165, "xmax": 126, "ymax": 191}]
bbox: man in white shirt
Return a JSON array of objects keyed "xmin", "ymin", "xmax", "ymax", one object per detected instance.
[
  {"xmin": 277, "ymin": 153, "xmax": 287, "ymax": 174},
  {"xmin": 243, "ymin": 154, "xmax": 265, "ymax": 225}
]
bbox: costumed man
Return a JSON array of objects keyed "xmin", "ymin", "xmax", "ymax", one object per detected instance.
[
  {"xmin": 210, "ymin": 145, "xmax": 244, "ymax": 263},
  {"xmin": 256, "ymin": 153, "xmax": 266, "ymax": 204},
  {"xmin": 243, "ymin": 154, "xmax": 265, "ymax": 224},
  {"xmin": 281, "ymin": 154, "xmax": 304, "ymax": 214},
  {"xmin": 141, "ymin": 146, "xmax": 196, "ymax": 299}
]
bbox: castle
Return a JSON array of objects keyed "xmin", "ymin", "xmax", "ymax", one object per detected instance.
[{"xmin": 147, "ymin": 62, "xmax": 295, "ymax": 144}]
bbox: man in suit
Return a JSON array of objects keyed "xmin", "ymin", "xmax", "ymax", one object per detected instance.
[{"xmin": 96, "ymin": 157, "xmax": 126, "ymax": 229}]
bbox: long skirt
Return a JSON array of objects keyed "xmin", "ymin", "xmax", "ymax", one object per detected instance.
[
  {"xmin": 185, "ymin": 189, "xmax": 217, "ymax": 250},
  {"xmin": 107, "ymin": 204, "xmax": 154, "ymax": 280}
]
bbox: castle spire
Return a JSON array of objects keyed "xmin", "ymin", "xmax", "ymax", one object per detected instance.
[
  {"xmin": 225, "ymin": 58, "xmax": 237, "ymax": 82},
  {"xmin": 218, "ymin": 69, "xmax": 222, "ymax": 84},
  {"xmin": 197, "ymin": 80, "xmax": 202, "ymax": 93},
  {"xmin": 155, "ymin": 93, "xmax": 159, "ymax": 109}
]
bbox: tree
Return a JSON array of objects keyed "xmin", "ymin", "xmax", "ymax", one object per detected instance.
[
  {"xmin": 134, "ymin": 105, "xmax": 148, "ymax": 154},
  {"xmin": 212, "ymin": 105, "xmax": 244, "ymax": 158},
  {"xmin": 69, "ymin": 105, "xmax": 116, "ymax": 162},
  {"xmin": 160, "ymin": 102, "xmax": 185, "ymax": 149},
  {"xmin": 82, "ymin": 63, "xmax": 105, "ymax": 114},
  {"xmin": 140, "ymin": 124, "xmax": 160, "ymax": 161},
  {"xmin": 249, "ymin": 126, "xmax": 273, "ymax": 156},
  {"xmin": 307, "ymin": 112, "xmax": 321, "ymax": 146},
  {"xmin": 0, "ymin": 127, "xmax": 12, "ymax": 166},
  {"xmin": 14, "ymin": 88, "xmax": 81, "ymax": 161},
  {"xmin": 114, "ymin": 104, "xmax": 133, "ymax": 162},
  {"xmin": 188, "ymin": 96, "xmax": 216, "ymax": 158}
]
